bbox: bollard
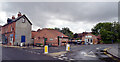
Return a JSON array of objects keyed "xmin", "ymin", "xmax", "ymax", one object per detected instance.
[
  {"xmin": 20, "ymin": 43, "xmax": 23, "ymax": 47},
  {"xmin": 44, "ymin": 45, "xmax": 48, "ymax": 54},
  {"xmin": 66, "ymin": 44, "xmax": 70, "ymax": 51}
]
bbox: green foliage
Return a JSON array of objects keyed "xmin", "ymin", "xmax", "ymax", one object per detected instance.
[
  {"xmin": 61, "ymin": 27, "xmax": 73, "ymax": 39},
  {"xmin": 92, "ymin": 21, "xmax": 120, "ymax": 43},
  {"xmin": 54, "ymin": 27, "xmax": 73, "ymax": 39}
]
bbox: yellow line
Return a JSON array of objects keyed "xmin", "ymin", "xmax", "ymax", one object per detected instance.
[{"xmin": 103, "ymin": 47, "xmax": 120, "ymax": 62}]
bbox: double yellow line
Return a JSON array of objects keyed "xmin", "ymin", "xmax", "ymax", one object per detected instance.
[{"xmin": 104, "ymin": 47, "xmax": 120, "ymax": 62}]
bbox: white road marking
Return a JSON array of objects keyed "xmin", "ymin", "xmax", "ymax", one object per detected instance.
[
  {"xmin": 61, "ymin": 54, "xmax": 64, "ymax": 56},
  {"xmin": 81, "ymin": 51, "xmax": 96, "ymax": 57},
  {"xmin": 69, "ymin": 58, "xmax": 75, "ymax": 60},
  {"xmin": 96, "ymin": 48, "xmax": 99, "ymax": 49},
  {"xmin": 81, "ymin": 52, "xmax": 87, "ymax": 55},
  {"xmin": 62, "ymin": 57, "xmax": 68, "ymax": 59},
  {"xmin": 58, "ymin": 58, "xmax": 63, "ymax": 60},
  {"xmin": 53, "ymin": 57, "xmax": 57, "ymax": 58},
  {"xmin": 88, "ymin": 51, "xmax": 94, "ymax": 54},
  {"xmin": 37, "ymin": 53, "xmax": 40, "ymax": 54},
  {"xmin": 84, "ymin": 54, "xmax": 96, "ymax": 57}
]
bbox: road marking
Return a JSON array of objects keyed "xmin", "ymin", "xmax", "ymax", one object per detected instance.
[
  {"xmin": 88, "ymin": 51, "xmax": 94, "ymax": 54},
  {"xmin": 61, "ymin": 54, "xmax": 64, "ymax": 57},
  {"xmin": 84, "ymin": 54, "xmax": 96, "ymax": 57},
  {"xmin": 37, "ymin": 53, "xmax": 40, "ymax": 54},
  {"xmin": 62, "ymin": 57, "xmax": 68, "ymax": 59},
  {"xmin": 58, "ymin": 58, "xmax": 63, "ymax": 60},
  {"xmin": 69, "ymin": 58, "xmax": 75, "ymax": 60},
  {"xmin": 53, "ymin": 57, "xmax": 57, "ymax": 58},
  {"xmin": 96, "ymin": 48, "xmax": 99, "ymax": 49},
  {"xmin": 81, "ymin": 52, "xmax": 86, "ymax": 55},
  {"xmin": 81, "ymin": 51, "xmax": 96, "ymax": 57}
]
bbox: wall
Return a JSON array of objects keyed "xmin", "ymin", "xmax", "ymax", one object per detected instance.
[
  {"xmin": 15, "ymin": 17, "xmax": 32, "ymax": 45},
  {"xmin": 82, "ymin": 33, "xmax": 98, "ymax": 44},
  {"xmin": 2, "ymin": 22, "xmax": 16, "ymax": 45}
]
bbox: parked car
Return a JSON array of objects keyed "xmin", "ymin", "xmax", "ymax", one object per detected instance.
[{"xmin": 36, "ymin": 43, "xmax": 43, "ymax": 47}]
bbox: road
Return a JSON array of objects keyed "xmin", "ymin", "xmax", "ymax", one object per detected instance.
[
  {"xmin": 63, "ymin": 44, "xmax": 118, "ymax": 62},
  {"xmin": 1, "ymin": 46, "xmax": 62, "ymax": 62},
  {"xmin": 0, "ymin": 44, "xmax": 118, "ymax": 62}
]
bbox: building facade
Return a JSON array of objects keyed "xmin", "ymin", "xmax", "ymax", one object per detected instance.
[
  {"xmin": 33, "ymin": 28, "xmax": 68, "ymax": 46},
  {"xmin": 73, "ymin": 32, "xmax": 101, "ymax": 45},
  {"xmin": 2, "ymin": 12, "xmax": 32, "ymax": 46},
  {"xmin": 82, "ymin": 33, "xmax": 99, "ymax": 44}
]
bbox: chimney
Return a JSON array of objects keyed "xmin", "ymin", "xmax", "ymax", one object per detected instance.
[
  {"xmin": 12, "ymin": 15, "xmax": 15, "ymax": 19},
  {"xmin": 18, "ymin": 12, "xmax": 22, "ymax": 17},
  {"xmin": 7, "ymin": 18, "xmax": 12, "ymax": 24},
  {"xmin": 37, "ymin": 29, "xmax": 41, "ymax": 32}
]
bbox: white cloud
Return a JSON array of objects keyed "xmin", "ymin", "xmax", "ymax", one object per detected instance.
[
  {"xmin": 45, "ymin": 18, "xmax": 96, "ymax": 33},
  {"xmin": 0, "ymin": 2, "xmax": 118, "ymax": 33}
]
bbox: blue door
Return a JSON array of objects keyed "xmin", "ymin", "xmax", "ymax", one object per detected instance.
[{"xmin": 21, "ymin": 36, "xmax": 25, "ymax": 42}]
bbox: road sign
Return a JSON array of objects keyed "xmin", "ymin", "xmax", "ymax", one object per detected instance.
[{"xmin": 44, "ymin": 45, "xmax": 48, "ymax": 54}]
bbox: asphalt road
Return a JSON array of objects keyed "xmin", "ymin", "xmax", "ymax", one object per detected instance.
[
  {"xmin": 1, "ymin": 46, "xmax": 62, "ymax": 62},
  {"xmin": 64, "ymin": 44, "xmax": 118, "ymax": 62},
  {"xmin": 0, "ymin": 44, "xmax": 118, "ymax": 62}
]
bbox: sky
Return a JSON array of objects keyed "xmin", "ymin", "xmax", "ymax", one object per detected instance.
[{"xmin": 0, "ymin": 1, "xmax": 118, "ymax": 33}]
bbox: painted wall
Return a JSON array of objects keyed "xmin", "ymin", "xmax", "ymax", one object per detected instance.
[{"xmin": 15, "ymin": 17, "xmax": 32, "ymax": 45}]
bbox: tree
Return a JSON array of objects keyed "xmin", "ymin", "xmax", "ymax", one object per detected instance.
[
  {"xmin": 73, "ymin": 33, "xmax": 78, "ymax": 38},
  {"xmin": 54, "ymin": 27, "xmax": 61, "ymax": 32},
  {"xmin": 91, "ymin": 22, "xmax": 120, "ymax": 43},
  {"xmin": 61, "ymin": 27, "xmax": 73, "ymax": 39}
]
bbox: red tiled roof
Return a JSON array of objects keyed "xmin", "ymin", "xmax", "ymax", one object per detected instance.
[{"xmin": 35, "ymin": 29, "xmax": 68, "ymax": 38}]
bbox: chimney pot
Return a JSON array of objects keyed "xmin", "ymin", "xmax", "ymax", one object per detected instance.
[
  {"xmin": 18, "ymin": 12, "xmax": 22, "ymax": 17},
  {"xmin": 12, "ymin": 15, "xmax": 15, "ymax": 19}
]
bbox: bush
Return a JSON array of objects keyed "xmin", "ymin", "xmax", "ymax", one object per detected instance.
[
  {"xmin": 103, "ymin": 41, "xmax": 112, "ymax": 44},
  {"xmin": 100, "ymin": 40, "xmax": 104, "ymax": 44},
  {"xmin": 116, "ymin": 39, "xmax": 120, "ymax": 43}
]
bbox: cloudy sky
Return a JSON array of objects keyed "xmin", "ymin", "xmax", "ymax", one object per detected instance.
[{"xmin": 0, "ymin": 1, "xmax": 118, "ymax": 33}]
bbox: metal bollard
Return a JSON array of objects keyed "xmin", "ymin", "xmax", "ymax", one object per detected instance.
[
  {"xmin": 66, "ymin": 44, "xmax": 70, "ymax": 51},
  {"xmin": 44, "ymin": 45, "xmax": 48, "ymax": 54}
]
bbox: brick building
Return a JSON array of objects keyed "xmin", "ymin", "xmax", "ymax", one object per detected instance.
[
  {"xmin": 82, "ymin": 33, "xmax": 100, "ymax": 44},
  {"xmin": 73, "ymin": 32, "xmax": 101, "ymax": 45},
  {"xmin": 33, "ymin": 28, "xmax": 68, "ymax": 46},
  {"xmin": 2, "ymin": 12, "xmax": 32, "ymax": 46}
]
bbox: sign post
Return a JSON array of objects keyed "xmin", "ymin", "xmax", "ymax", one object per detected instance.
[
  {"xmin": 44, "ymin": 45, "xmax": 48, "ymax": 54},
  {"xmin": 66, "ymin": 44, "xmax": 70, "ymax": 51}
]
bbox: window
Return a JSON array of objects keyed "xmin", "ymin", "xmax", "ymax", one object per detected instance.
[
  {"xmin": 50, "ymin": 38, "xmax": 53, "ymax": 41},
  {"xmin": 22, "ymin": 18, "xmax": 25, "ymax": 23}
]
